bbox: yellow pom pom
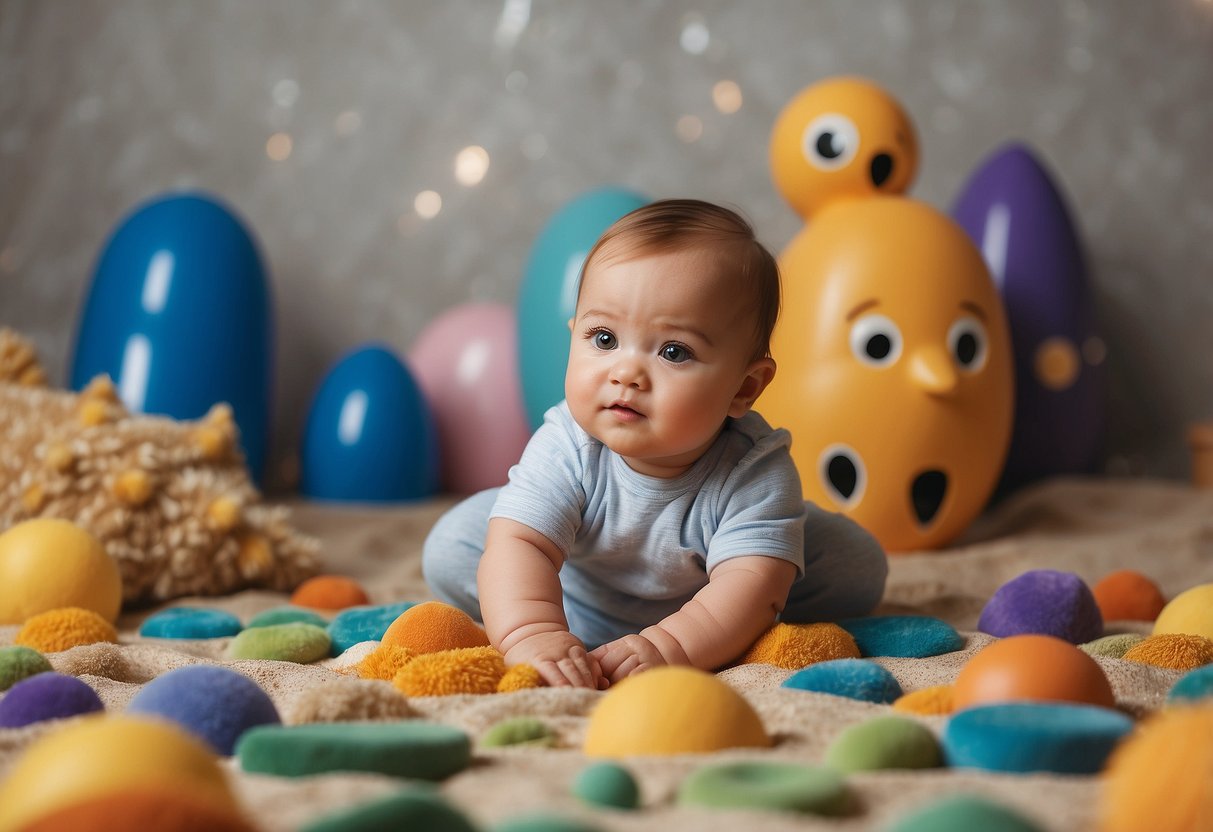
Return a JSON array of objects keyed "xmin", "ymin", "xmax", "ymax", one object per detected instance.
[
  {"xmin": 44, "ymin": 443, "xmax": 75, "ymax": 473},
  {"xmin": 1122, "ymin": 633, "xmax": 1213, "ymax": 670},
  {"xmin": 497, "ymin": 664, "xmax": 542, "ymax": 692},
  {"xmin": 78, "ymin": 398, "xmax": 115, "ymax": 427},
  {"xmin": 738, "ymin": 622, "xmax": 860, "ymax": 669},
  {"xmin": 81, "ymin": 375, "xmax": 121, "ymax": 404},
  {"xmin": 892, "ymin": 684, "xmax": 955, "ymax": 716},
  {"xmin": 381, "ymin": 601, "xmax": 490, "ymax": 654},
  {"xmin": 112, "ymin": 470, "xmax": 155, "ymax": 506},
  {"xmin": 21, "ymin": 484, "xmax": 46, "ymax": 513},
  {"xmin": 206, "ymin": 496, "xmax": 243, "ymax": 532},
  {"xmin": 236, "ymin": 533, "xmax": 273, "ymax": 580},
  {"xmin": 356, "ymin": 644, "xmax": 416, "ymax": 681},
  {"xmin": 392, "ymin": 646, "xmax": 506, "ymax": 696},
  {"xmin": 15, "ymin": 607, "xmax": 119, "ymax": 652}
]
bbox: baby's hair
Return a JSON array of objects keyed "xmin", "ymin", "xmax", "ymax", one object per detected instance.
[{"xmin": 578, "ymin": 198, "xmax": 781, "ymax": 359}]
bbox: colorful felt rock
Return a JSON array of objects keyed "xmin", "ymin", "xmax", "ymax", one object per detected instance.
[
  {"xmin": 572, "ymin": 761, "xmax": 641, "ymax": 809},
  {"xmin": 300, "ymin": 789, "xmax": 478, "ymax": 832},
  {"xmin": 1091, "ymin": 569, "xmax": 1167, "ymax": 622},
  {"xmin": 16, "ymin": 787, "xmax": 259, "ymax": 832},
  {"xmin": 837, "ymin": 615, "xmax": 964, "ymax": 658},
  {"xmin": 381, "ymin": 602, "xmax": 490, "ymax": 654},
  {"xmin": 942, "ymin": 702, "xmax": 1132, "ymax": 774},
  {"xmin": 139, "ymin": 607, "xmax": 244, "ymax": 639},
  {"xmin": 1121, "ymin": 633, "xmax": 1213, "ymax": 670},
  {"xmin": 497, "ymin": 664, "xmax": 543, "ymax": 692},
  {"xmin": 0, "ymin": 645, "xmax": 52, "ymax": 691},
  {"xmin": 952, "ymin": 634, "xmax": 1115, "ymax": 710},
  {"xmin": 892, "ymin": 685, "xmax": 955, "ymax": 716},
  {"xmin": 676, "ymin": 761, "xmax": 850, "ymax": 815},
  {"xmin": 392, "ymin": 646, "xmax": 507, "ymax": 696},
  {"xmin": 327, "ymin": 601, "xmax": 416, "ymax": 653},
  {"xmin": 1080, "ymin": 632, "xmax": 1145, "ymax": 659},
  {"xmin": 494, "ymin": 815, "xmax": 605, "ymax": 832},
  {"xmin": 0, "ymin": 518, "xmax": 122, "ymax": 625},
  {"xmin": 481, "ymin": 717, "xmax": 558, "ymax": 749},
  {"xmin": 782, "ymin": 658, "xmax": 903, "ymax": 704},
  {"xmin": 1168, "ymin": 664, "xmax": 1213, "ymax": 703},
  {"xmin": 126, "ymin": 665, "xmax": 281, "ymax": 755},
  {"xmin": 246, "ymin": 606, "xmax": 329, "ymax": 629},
  {"xmin": 824, "ymin": 715, "xmax": 943, "ymax": 772},
  {"xmin": 225, "ymin": 622, "xmax": 331, "ymax": 663},
  {"xmin": 1153, "ymin": 582, "xmax": 1213, "ymax": 640},
  {"xmin": 15, "ymin": 606, "xmax": 119, "ymax": 652},
  {"xmin": 0, "ymin": 672, "xmax": 104, "ymax": 728},
  {"xmin": 290, "ymin": 574, "xmax": 370, "ymax": 610},
  {"xmin": 887, "ymin": 794, "xmax": 1045, "ymax": 832},
  {"xmin": 739, "ymin": 621, "xmax": 860, "ymax": 669},
  {"xmin": 355, "ymin": 643, "xmax": 417, "ymax": 681},
  {"xmin": 977, "ymin": 569, "xmax": 1103, "ymax": 643}
]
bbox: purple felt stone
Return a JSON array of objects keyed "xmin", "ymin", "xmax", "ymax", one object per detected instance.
[
  {"xmin": 978, "ymin": 569, "xmax": 1103, "ymax": 644},
  {"xmin": 0, "ymin": 671, "xmax": 104, "ymax": 727}
]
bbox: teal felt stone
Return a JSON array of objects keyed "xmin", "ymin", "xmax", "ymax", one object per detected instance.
[
  {"xmin": 571, "ymin": 762, "xmax": 640, "ymax": 809},
  {"xmin": 481, "ymin": 716, "xmax": 558, "ymax": 748},
  {"xmin": 237, "ymin": 720, "xmax": 471, "ymax": 780},
  {"xmin": 247, "ymin": 606, "xmax": 329, "ymax": 630},
  {"xmin": 494, "ymin": 814, "xmax": 605, "ymax": 832},
  {"xmin": 0, "ymin": 646, "xmax": 52, "ymax": 692},
  {"xmin": 677, "ymin": 761, "xmax": 850, "ymax": 815},
  {"xmin": 328, "ymin": 602, "xmax": 416, "ymax": 653},
  {"xmin": 837, "ymin": 615, "xmax": 964, "ymax": 658},
  {"xmin": 300, "ymin": 787, "xmax": 478, "ymax": 832},
  {"xmin": 782, "ymin": 658, "xmax": 903, "ymax": 703},
  {"xmin": 139, "ymin": 606, "xmax": 243, "ymax": 639},
  {"xmin": 824, "ymin": 715, "xmax": 942, "ymax": 773},
  {"xmin": 887, "ymin": 794, "xmax": 1045, "ymax": 832},
  {"xmin": 942, "ymin": 702, "xmax": 1133, "ymax": 774},
  {"xmin": 1168, "ymin": 663, "xmax": 1213, "ymax": 703},
  {"xmin": 226, "ymin": 622, "xmax": 331, "ymax": 663}
]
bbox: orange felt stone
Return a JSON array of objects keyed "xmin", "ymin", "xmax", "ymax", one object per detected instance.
[
  {"xmin": 15, "ymin": 607, "xmax": 118, "ymax": 653},
  {"xmin": 1122, "ymin": 633, "xmax": 1213, "ymax": 670},
  {"xmin": 381, "ymin": 601, "xmax": 490, "ymax": 654},
  {"xmin": 392, "ymin": 646, "xmax": 505, "ymax": 696},
  {"xmin": 289, "ymin": 575, "xmax": 370, "ymax": 610},
  {"xmin": 739, "ymin": 622, "xmax": 860, "ymax": 669},
  {"xmin": 17, "ymin": 787, "xmax": 257, "ymax": 832},
  {"xmin": 892, "ymin": 684, "xmax": 955, "ymax": 716},
  {"xmin": 497, "ymin": 664, "xmax": 542, "ymax": 692},
  {"xmin": 1092, "ymin": 570, "xmax": 1168, "ymax": 622},
  {"xmin": 953, "ymin": 634, "xmax": 1116, "ymax": 710}
]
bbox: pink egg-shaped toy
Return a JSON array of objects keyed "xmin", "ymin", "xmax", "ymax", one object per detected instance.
[{"xmin": 409, "ymin": 302, "xmax": 533, "ymax": 494}]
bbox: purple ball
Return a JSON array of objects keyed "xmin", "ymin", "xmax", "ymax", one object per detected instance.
[
  {"xmin": 978, "ymin": 569, "xmax": 1103, "ymax": 644},
  {"xmin": 0, "ymin": 672, "xmax": 104, "ymax": 727}
]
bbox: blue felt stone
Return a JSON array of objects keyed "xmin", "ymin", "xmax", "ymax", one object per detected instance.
[
  {"xmin": 1168, "ymin": 664, "xmax": 1213, "ymax": 703},
  {"xmin": 126, "ymin": 664, "xmax": 281, "ymax": 755},
  {"xmin": 0, "ymin": 672, "xmax": 104, "ymax": 727},
  {"xmin": 140, "ymin": 606, "xmax": 244, "ymax": 639},
  {"xmin": 328, "ymin": 602, "xmax": 417, "ymax": 654},
  {"xmin": 977, "ymin": 570, "xmax": 1103, "ymax": 644},
  {"xmin": 837, "ymin": 615, "xmax": 965, "ymax": 658},
  {"xmin": 942, "ymin": 702, "xmax": 1132, "ymax": 774},
  {"xmin": 782, "ymin": 658, "xmax": 903, "ymax": 704},
  {"xmin": 247, "ymin": 606, "xmax": 330, "ymax": 630}
]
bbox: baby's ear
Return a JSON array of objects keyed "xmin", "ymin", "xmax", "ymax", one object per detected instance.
[
  {"xmin": 729, "ymin": 357, "xmax": 777, "ymax": 418},
  {"xmin": 568, "ymin": 317, "xmax": 574, "ymax": 332}
]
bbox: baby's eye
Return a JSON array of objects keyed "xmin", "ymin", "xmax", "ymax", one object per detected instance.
[
  {"xmin": 660, "ymin": 343, "xmax": 692, "ymax": 364},
  {"xmin": 590, "ymin": 329, "xmax": 617, "ymax": 350}
]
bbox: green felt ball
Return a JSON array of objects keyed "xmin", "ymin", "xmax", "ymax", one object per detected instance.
[
  {"xmin": 237, "ymin": 720, "xmax": 470, "ymax": 780},
  {"xmin": 824, "ymin": 715, "xmax": 942, "ymax": 773},
  {"xmin": 677, "ymin": 761, "xmax": 849, "ymax": 815},
  {"xmin": 247, "ymin": 606, "xmax": 330, "ymax": 630},
  {"xmin": 481, "ymin": 717, "xmax": 558, "ymax": 748},
  {"xmin": 225, "ymin": 622, "xmax": 331, "ymax": 663},
  {"xmin": 571, "ymin": 762, "xmax": 640, "ymax": 809},
  {"xmin": 1080, "ymin": 633, "xmax": 1145, "ymax": 659},
  {"xmin": 493, "ymin": 814, "xmax": 604, "ymax": 832},
  {"xmin": 0, "ymin": 646, "xmax": 52, "ymax": 692},
  {"xmin": 300, "ymin": 787, "xmax": 478, "ymax": 832},
  {"xmin": 886, "ymin": 794, "xmax": 1044, "ymax": 832}
]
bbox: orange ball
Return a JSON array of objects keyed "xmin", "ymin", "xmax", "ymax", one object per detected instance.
[
  {"xmin": 18, "ymin": 787, "xmax": 257, "ymax": 832},
  {"xmin": 953, "ymin": 634, "xmax": 1115, "ymax": 711},
  {"xmin": 381, "ymin": 601, "xmax": 489, "ymax": 654},
  {"xmin": 1092, "ymin": 570, "xmax": 1167, "ymax": 622},
  {"xmin": 289, "ymin": 575, "xmax": 369, "ymax": 610}
]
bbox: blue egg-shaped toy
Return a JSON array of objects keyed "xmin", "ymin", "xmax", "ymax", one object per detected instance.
[
  {"xmin": 517, "ymin": 186, "xmax": 648, "ymax": 428},
  {"xmin": 952, "ymin": 143, "xmax": 1105, "ymax": 495},
  {"xmin": 301, "ymin": 344, "xmax": 438, "ymax": 502},
  {"xmin": 70, "ymin": 191, "xmax": 273, "ymax": 481}
]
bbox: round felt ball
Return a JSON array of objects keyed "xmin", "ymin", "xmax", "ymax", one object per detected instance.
[
  {"xmin": 676, "ymin": 761, "xmax": 849, "ymax": 815},
  {"xmin": 953, "ymin": 634, "xmax": 1115, "ymax": 710},
  {"xmin": 139, "ymin": 607, "xmax": 244, "ymax": 639},
  {"xmin": 572, "ymin": 762, "xmax": 640, "ymax": 809},
  {"xmin": 300, "ymin": 788, "xmax": 478, "ymax": 832},
  {"xmin": 19, "ymin": 787, "xmax": 259, "ymax": 832},
  {"xmin": 782, "ymin": 658, "xmax": 903, "ymax": 703},
  {"xmin": 824, "ymin": 715, "xmax": 942, "ymax": 773},
  {"xmin": 1168, "ymin": 664, "xmax": 1213, "ymax": 703},
  {"xmin": 0, "ymin": 518, "xmax": 122, "ymax": 625},
  {"xmin": 290, "ymin": 574, "xmax": 370, "ymax": 610},
  {"xmin": 0, "ymin": 645, "xmax": 53, "ymax": 691},
  {"xmin": 126, "ymin": 664, "xmax": 281, "ymax": 755},
  {"xmin": 977, "ymin": 569, "xmax": 1103, "ymax": 643},
  {"xmin": 1092, "ymin": 569, "xmax": 1167, "ymax": 622},
  {"xmin": 247, "ymin": 606, "xmax": 329, "ymax": 629},
  {"xmin": 887, "ymin": 794, "xmax": 1045, "ymax": 832},
  {"xmin": 0, "ymin": 672, "xmax": 103, "ymax": 728},
  {"xmin": 327, "ymin": 601, "xmax": 416, "ymax": 653},
  {"xmin": 837, "ymin": 615, "xmax": 964, "ymax": 658},
  {"xmin": 381, "ymin": 601, "xmax": 490, "ymax": 654},
  {"xmin": 1153, "ymin": 583, "xmax": 1213, "ymax": 639}
]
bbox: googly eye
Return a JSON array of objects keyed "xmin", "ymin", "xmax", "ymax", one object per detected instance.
[
  {"xmin": 802, "ymin": 113, "xmax": 860, "ymax": 171},
  {"xmin": 819, "ymin": 444, "xmax": 866, "ymax": 508},
  {"xmin": 947, "ymin": 316, "xmax": 988, "ymax": 372},
  {"xmin": 849, "ymin": 314, "xmax": 902, "ymax": 367}
]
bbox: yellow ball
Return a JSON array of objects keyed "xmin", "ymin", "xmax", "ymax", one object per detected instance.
[
  {"xmin": 0, "ymin": 519, "xmax": 122, "ymax": 625},
  {"xmin": 583, "ymin": 666, "xmax": 771, "ymax": 757},
  {"xmin": 0, "ymin": 716, "xmax": 238, "ymax": 832},
  {"xmin": 1153, "ymin": 583, "xmax": 1213, "ymax": 640}
]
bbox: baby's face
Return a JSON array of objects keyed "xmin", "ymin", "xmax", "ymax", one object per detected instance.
[{"xmin": 566, "ymin": 247, "xmax": 770, "ymax": 478}]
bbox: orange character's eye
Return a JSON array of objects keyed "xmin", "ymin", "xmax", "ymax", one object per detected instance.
[
  {"xmin": 818, "ymin": 443, "xmax": 867, "ymax": 507},
  {"xmin": 849, "ymin": 314, "xmax": 902, "ymax": 367},
  {"xmin": 946, "ymin": 316, "xmax": 989, "ymax": 373},
  {"xmin": 802, "ymin": 114, "xmax": 859, "ymax": 170}
]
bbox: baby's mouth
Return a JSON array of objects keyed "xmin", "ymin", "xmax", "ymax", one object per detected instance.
[{"xmin": 607, "ymin": 401, "xmax": 642, "ymax": 421}]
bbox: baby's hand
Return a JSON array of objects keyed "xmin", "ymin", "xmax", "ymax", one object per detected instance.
[
  {"xmin": 589, "ymin": 634, "xmax": 668, "ymax": 684},
  {"xmin": 505, "ymin": 631, "xmax": 605, "ymax": 689}
]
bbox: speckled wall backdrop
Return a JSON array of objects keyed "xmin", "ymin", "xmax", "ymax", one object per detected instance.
[{"xmin": 2, "ymin": 0, "xmax": 1211, "ymax": 490}]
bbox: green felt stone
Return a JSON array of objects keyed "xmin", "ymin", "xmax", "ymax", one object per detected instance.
[
  {"xmin": 247, "ymin": 606, "xmax": 330, "ymax": 630},
  {"xmin": 825, "ymin": 715, "xmax": 942, "ymax": 773},
  {"xmin": 481, "ymin": 717, "xmax": 558, "ymax": 748},
  {"xmin": 1080, "ymin": 632, "xmax": 1145, "ymax": 658},
  {"xmin": 237, "ymin": 720, "xmax": 470, "ymax": 780},
  {"xmin": 300, "ymin": 787, "xmax": 478, "ymax": 832},
  {"xmin": 226, "ymin": 622, "xmax": 332, "ymax": 663},
  {"xmin": 0, "ymin": 646, "xmax": 52, "ymax": 692},
  {"xmin": 886, "ymin": 794, "xmax": 1044, "ymax": 832},
  {"xmin": 493, "ymin": 815, "xmax": 603, "ymax": 832},
  {"xmin": 676, "ymin": 761, "xmax": 849, "ymax": 815},
  {"xmin": 571, "ymin": 762, "xmax": 640, "ymax": 809}
]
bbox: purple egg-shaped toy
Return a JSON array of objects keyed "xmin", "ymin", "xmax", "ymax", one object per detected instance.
[{"xmin": 952, "ymin": 143, "xmax": 1105, "ymax": 494}]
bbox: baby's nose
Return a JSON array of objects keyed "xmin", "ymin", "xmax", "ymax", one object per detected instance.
[{"xmin": 609, "ymin": 355, "xmax": 648, "ymax": 388}]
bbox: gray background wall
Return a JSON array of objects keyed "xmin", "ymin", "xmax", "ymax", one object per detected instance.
[{"xmin": 2, "ymin": 0, "xmax": 1211, "ymax": 491}]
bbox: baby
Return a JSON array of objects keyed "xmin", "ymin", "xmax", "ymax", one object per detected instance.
[{"xmin": 423, "ymin": 199, "xmax": 887, "ymax": 688}]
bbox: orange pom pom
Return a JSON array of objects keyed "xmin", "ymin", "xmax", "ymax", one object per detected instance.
[
  {"xmin": 1092, "ymin": 569, "xmax": 1168, "ymax": 622},
  {"xmin": 381, "ymin": 601, "xmax": 490, "ymax": 654},
  {"xmin": 892, "ymin": 684, "xmax": 955, "ymax": 716},
  {"xmin": 392, "ymin": 646, "xmax": 506, "ymax": 696},
  {"xmin": 1122, "ymin": 633, "xmax": 1213, "ymax": 670},
  {"xmin": 15, "ymin": 607, "xmax": 119, "ymax": 652},
  {"xmin": 355, "ymin": 643, "xmax": 416, "ymax": 681},
  {"xmin": 289, "ymin": 575, "xmax": 370, "ymax": 610},
  {"xmin": 497, "ymin": 664, "xmax": 542, "ymax": 692},
  {"xmin": 738, "ymin": 622, "xmax": 860, "ymax": 669}
]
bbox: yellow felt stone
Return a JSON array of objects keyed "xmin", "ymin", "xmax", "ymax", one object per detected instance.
[
  {"xmin": 892, "ymin": 684, "xmax": 955, "ymax": 716},
  {"xmin": 0, "ymin": 518, "xmax": 122, "ymax": 625},
  {"xmin": 0, "ymin": 716, "xmax": 238, "ymax": 832},
  {"xmin": 584, "ymin": 666, "xmax": 771, "ymax": 757},
  {"xmin": 1154, "ymin": 583, "xmax": 1213, "ymax": 640}
]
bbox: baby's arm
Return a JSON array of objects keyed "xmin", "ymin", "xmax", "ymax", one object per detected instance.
[
  {"xmin": 477, "ymin": 517, "xmax": 604, "ymax": 689},
  {"xmin": 591, "ymin": 555, "xmax": 796, "ymax": 683}
]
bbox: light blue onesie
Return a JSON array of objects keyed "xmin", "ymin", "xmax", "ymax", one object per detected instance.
[{"xmin": 422, "ymin": 401, "xmax": 887, "ymax": 649}]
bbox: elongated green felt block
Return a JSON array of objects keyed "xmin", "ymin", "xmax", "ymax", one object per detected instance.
[
  {"xmin": 247, "ymin": 606, "xmax": 329, "ymax": 630},
  {"xmin": 226, "ymin": 622, "xmax": 331, "ymax": 663},
  {"xmin": 481, "ymin": 717, "xmax": 557, "ymax": 748},
  {"xmin": 300, "ymin": 787, "xmax": 478, "ymax": 832},
  {"xmin": 237, "ymin": 721, "xmax": 470, "ymax": 780},
  {"xmin": 677, "ymin": 761, "xmax": 849, "ymax": 815}
]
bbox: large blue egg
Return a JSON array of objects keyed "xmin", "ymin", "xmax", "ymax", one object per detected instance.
[
  {"xmin": 70, "ymin": 191, "xmax": 273, "ymax": 481},
  {"xmin": 301, "ymin": 344, "xmax": 439, "ymax": 502},
  {"xmin": 952, "ymin": 143, "xmax": 1105, "ymax": 494},
  {"xmin": 517, "ymin": 186, "xmax": 648, "ymax": 428}
]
